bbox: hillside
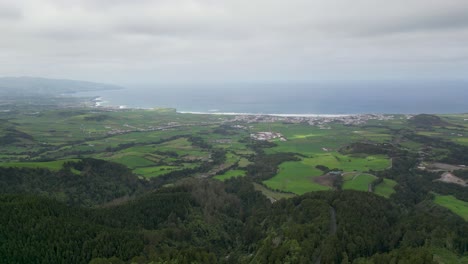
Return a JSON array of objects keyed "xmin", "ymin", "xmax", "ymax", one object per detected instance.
[
  {"xmin": 2, "ymin": 179, "xmax": 467, "ymax": 264},
  {"xmin": 409, "ymin": 114, "xmax": 453, "ymax": 128},
  {"xmin": 1, "ymin": 107, "xmax": 468, "ymax": 263},
  {"xmin": 0, "ymin": 76, "xmax": 121, "ymax": 96}
]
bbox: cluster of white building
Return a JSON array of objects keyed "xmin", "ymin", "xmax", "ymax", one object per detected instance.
[
  {"xmin": 250, "ymin": 132, "xmax": 287, "ymax": 141},
  {"xmin": 231, "ymin": 114, "xmax": 395, "ymax": 127}
]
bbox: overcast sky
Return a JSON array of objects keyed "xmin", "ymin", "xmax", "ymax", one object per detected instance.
[{"xmin": 1, "ymin": 0, "xmax": 468, "ymax": 84}]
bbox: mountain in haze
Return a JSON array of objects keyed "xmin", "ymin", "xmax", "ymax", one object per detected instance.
[{"xmin": 0, "ymin": 76, "xmax": 122, "ymax": 96}]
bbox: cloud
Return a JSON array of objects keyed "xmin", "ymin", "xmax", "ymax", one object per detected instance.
[
  {"xmin": 360, "ymin": 9, "xmax": 468, "ymax": 36},
  {"xmin": 0, "ymin": 4, "xmax": 22, "ymax": 20},
  {"xmin": 1, "ymin": 0, "xmax": 468, "ymax": 83}
]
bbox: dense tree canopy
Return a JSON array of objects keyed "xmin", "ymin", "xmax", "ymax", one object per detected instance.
[{"xmin": 1, "ymin": 177, "xmax": 467, "ymax": 264}]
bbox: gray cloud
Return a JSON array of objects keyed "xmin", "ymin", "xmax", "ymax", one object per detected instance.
[
  {"xmin": 361, "ymin": 9, "xmax": 468, "ymax": 36},
  {"xmin": 1, "ymin": 0, "xmax": 468, "ymax": 84},
  {"xmin": 0, "ymin": 4, "xmax": 22, "ymax": 20}
]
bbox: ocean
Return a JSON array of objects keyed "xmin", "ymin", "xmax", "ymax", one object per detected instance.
[{"xmin": 74, "ymin": 81, "xmax": 468, "ymax": 114}]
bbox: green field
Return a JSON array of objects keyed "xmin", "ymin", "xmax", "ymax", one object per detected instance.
[
  {"xmin": 238, "ymin": 157, "xmax": 251, "ymax": 168},
  {"xmin": 89, "ymin": 137, "xmax": 212, "ymax": 178},
  {"xmin": 0, "ymin": 108, "xmax": 224, "ymax": 161},
  {"xmin": 432, "ymin": 247, "xmax": 468, "ymax": 264},
  {"xmin": 374, "ymin": 178, "xmax": 397, "ymax": 198},
  {"xmin": 264, "ymin": 153, "xmax": 389, "ymax": 195},
  {"xmin": 434, "ymin": 195, "xmax": 468, "ymax": 221},
  {"xmin": 417, "ymin": 131, "xmax": 441, "ymax": 137},
  {"xmin": 1, "ymin": 108, "xmax": 465, "ymax": 202},
  {"xmin": 454, "ymin": 137, "xmax": 468, "ymax": 146},
  {"xmin": 304, "ymin": 153, "xmax": 390, "ymax": 171},
  {"xmin": 253, "ymin": 183, "xmax": 296, "ymax": 201},
  {"xmin": 110, "ymin": 155, "xmax": 156, "ymax": 169},
  {"xmin": 257, "ymin": 122, "xmax": 391, "ymax": 195},
  {"xmin": 263, "ymin": 160, "xmax": 328, "ymax": 194},
  {"xmin": 342, "ymin": 173, "xmax": 376, "ymax": 192},
  {"xmin": 261, "ymin": 124, "xmax": 392, "ymax": 155},
  {"xmin": 133, "ymin": 166, "xmax": 184, "ymax": 178},
  {"xmin": 0, "ymin": 159, "xmax": 80, "ymax": 171},
  {"xmin": 214, "ymin": 170, "xmax": 246, "ymax": 181}
]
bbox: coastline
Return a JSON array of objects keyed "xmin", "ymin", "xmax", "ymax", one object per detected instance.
[
  {"xmin": 72, "ymin": 81, "xmax": 468, "ymax": 115},
  {"xmin": 90, "ymin": 95, "xmax": 357, "ymax": 116},
  {"xmin": 86, "ymin": 94, "xmax": 462, "ymax": 116},
  {"xmin": 177, "ymin": 111, "xmax": 353, "ymax": 117}
]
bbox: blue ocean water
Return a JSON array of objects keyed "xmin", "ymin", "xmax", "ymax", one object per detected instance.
[{"xmin": 75, "ymin": 81, "xmax": 468, "ymax": 114}]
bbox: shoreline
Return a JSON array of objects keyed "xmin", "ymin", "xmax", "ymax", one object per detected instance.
[
  {"xmin": 90, "ymin": 96, "xmax": 358, "ymax": 116},
  {"xmin": 87, "ymin": 95, "xmax": 462, "ymax": 116},
  {"xmin": 177, "ymin": 111, "xmax": 354, "ymax": 117}
]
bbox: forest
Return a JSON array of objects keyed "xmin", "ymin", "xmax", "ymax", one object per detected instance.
[{"xmin": 1, "ymin": 176, "xmax": 467, "ymax": 264}]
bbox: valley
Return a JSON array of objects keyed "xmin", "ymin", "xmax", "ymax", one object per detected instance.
[{"xmin": 1, "ymin": 105, "xmax": 468, "ymax": 263}]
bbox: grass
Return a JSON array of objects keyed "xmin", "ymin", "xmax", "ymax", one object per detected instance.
[
  {"xmin": 432, "ymin": 247, "xmax": 468, "ymax": 264},
  {"xmin": 7, "ymin": 110, "xmax": 468, "ymax": 201},
  {"xmin": 133, "ymin": 163, "xmax": 198, "ymax": 178},
  {"xmin": 238, "ymin": 158, "xmax": 251, "ymax": 168},
  {"xmin": 110, "ymin": 155, "xmax": 155, "ymax": 169},
  {"xmin": 226, "ymin": 152, "xmax": 241, "ymax": 164},
  {"xmin": 351, "ymin": 130, "xmax": 392, "ymax": 143},
  {"xmin": 434, "ymin": 195, "xmax": 468, "ymax": 221},
  {"xmin": 88, "ymin": 136, "xmax": 211, "ymax": 174},
  {"xmin": 417, "ymin": 131, "xmax": 442, "ymax": 137},
  {"xmin": 342, "ymin": 173, "xmax": 376, "ymax": 192},
  {"xmin": 261, "ymin": 123, "xmax": 392, "ymax": 156},
  {"xmin": 263, "ymin": 153, "xmax": 389, "ymax": 195},
  {"xmin": 134, "ymin": 166, "xmax": 179, "ymax": 178},
  {"xmin": 399, "ymin": 140, "xmax": 423, "ymax": 150},
  {"xmin": 253, "ymin": 183, "xmax": 296, "ymax": 201},
  {"xmin": 263, "ymin": 160, "xmax": 328, "ymax": 195},
  {"xmin": 303, "ymin": 153, "xmax": 390, "ymax": 171},
  {"xmin": 214, "ymin": 170, "xmax": 246, "ymax": 181},
  {"xmin": 454, "ymin": 137, "xmax": 468, "ymax": 146},
  {"xmin": 374, "ymin": 178, "xmax": 397, "ymax": 198},
  {"xmin": 158, "ymin": 137, "xmax": 193, "ymax": 151},
  {"xmin": 0, "ymin": 159, "xmax": 80, "ymax": 171}
]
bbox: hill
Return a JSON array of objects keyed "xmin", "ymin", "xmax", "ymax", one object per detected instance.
[
  {"xmin": 0, "ymin": 76, "xmax": 121, "ymax": 96},
  {"xmin": 1, "ymin": 180, "xmax": 467, "ymax": 264},
  {"xmin": 0, "ymin": 159, "xmax": 147, "ymax": 207},
  {"xmin": 2, "ymin": 107, "xmax": 468, "ymax": 263},
  {"xmin": 409, "ymin": 114, "xmax": 453, "ymax": 128}
]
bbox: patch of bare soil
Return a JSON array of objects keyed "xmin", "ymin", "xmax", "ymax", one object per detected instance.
[
  {"xmin": 436, "ymin": 172, "xmax": 467, "ymax": 187},
  {"xmin": 431, "ymin": 163, "xmax": 466, "ymax": 171},
  {"xmin": 182, "ymin": 156, "xmax": 204, "ymax": 161},
  {"xmin": 314, "ymin": 174, "xmax": 338, "ymax": 188}
]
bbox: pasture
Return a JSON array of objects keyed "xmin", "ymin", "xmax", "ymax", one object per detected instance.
[
  {"xmin": 0, "ymin": 159, "xmax": 80, "ymax": 171},
  {"xmin": 434, "ymin": 195, "xmax": 468, "ymax": 221},
  {"xmin": 342, "ymin": 173, "xmax": 376, "ymax": 192},
  {"xmin": 214, "ymin": 170, "xmax": 246, "ymax": 181},
  {"xmin": 133, "ymin": 164, "xmax": 197, "ymax": 178},
  {"xmin": 374, "ymin": 178, "xmax": 397, "ymax": 198},
  {"xmin": 263, "ymin": 153, "xmax": 389, "ymax": 194},
  {"xmin": 253, "ymin": 183, "xmax": 296, "ymax": 201},
  {"xmin": 98, "ymin": 137, "xmax": 211, "ymax": 177},
  {"xmin": 263, "ymin": 160, "xmax": 329, "ymax": 195},
  {"xmin": 260, "ymin": 123, "xmax": 393, "ymax": 156}
]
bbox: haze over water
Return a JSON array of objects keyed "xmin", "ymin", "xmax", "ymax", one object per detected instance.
[{"xmin": 77, "ymin": 81, "xmax": 468, "ymax": 114}]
